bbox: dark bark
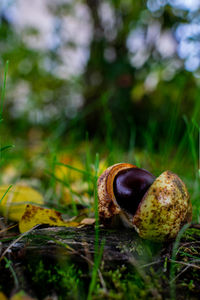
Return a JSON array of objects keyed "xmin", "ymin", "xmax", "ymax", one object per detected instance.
[{"xmin": 1, "ymin": 226, "xmax": 158, "ymax": 264}]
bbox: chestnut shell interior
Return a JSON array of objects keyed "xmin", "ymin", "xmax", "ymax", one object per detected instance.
[{"xmin": 113, "ymin": 167, "xmax": 156, "ymax": 215}]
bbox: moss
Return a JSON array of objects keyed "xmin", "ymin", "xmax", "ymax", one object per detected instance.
[
  {"xmin": 27, "ymin": 258, "xmax": 84, "ymax": 300},
  {"xmin": 182, "ymin": 228, "xmax": 200, "ymax": 241},
  {"xmin": 92, "ymin": 265, "xmax": 163, "ymax": 300}
]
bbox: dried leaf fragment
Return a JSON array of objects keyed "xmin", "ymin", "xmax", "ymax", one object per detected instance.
[
  {"xmin": 10, "ymin": 290, "xmax": 36, "ymax": 300},
  {"xmin": 0, "ymin": 184, "xmax": 44, "ymax": 221},
  {"xmin": 19, "ymin": 204, "xmax": 79, "ymax": 233},
  {"xmin": 0, "ymin": 292, "xmax": 7, "ymax": 300},
  {"xmin": 80, "ymin": 218, "xmax": 95, "ymax": 226}
]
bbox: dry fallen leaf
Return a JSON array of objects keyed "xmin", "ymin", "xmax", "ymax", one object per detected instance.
[
  {"xmin": 0, "ymin": 292, "xmax": 7, "ymax": 300},
  {"xmin": 56, "ymin": 180, "xmax": 91, "ymax": 206},
  {"xmin": 80, "ymin": 218, "xmax": 95, "ymax": 226},
  {"xmin": 97, "ymin": 159, "xmax": 108, "ymax": 176},
  {"xmin": 55, "ymin": 154, "xmax": 84, "ymax": 183},
  {"xmin": 1, "ymin": 164, "xmax": 18, "ymax": 184},
  {"xmin": 0, "ymin": 184, "xmax": 44, "ymax": 221},
  {"xmin": 19, "ymin": 204, "xmax": 79, "ymax": 233},
  {"xmin": 10, "ymin": 290, "xmax": 36, "ymax": 300}
]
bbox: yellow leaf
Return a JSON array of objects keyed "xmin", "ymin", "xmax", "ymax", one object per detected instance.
[
  {"xmin": 98, "ymin": 159, "xmax": 109, "ymax": 176},
  {"xmin": 19, "ymin": 204, "xmax": 79, "ymax": 233},
  {"xmin": 57, "ymin": 180, "xmax": 90, "ymax": 206},
  {"xmin": 10, "ymin": 290, "xmax": 36, "ymax": 300},
  {"xmin": 0, "ymin": 292, "xmax": 8, "ymax": 300},
  {"xmin": 1, "ymin": 164, "xmax": 18, "ymax": 184},
  {"xmin": 55, "ymin": 154, "xmax": 84, "ymax": 183},
  {"xmin": 0, "ymin": 184, "xmax": 44, "ymax": 221}
]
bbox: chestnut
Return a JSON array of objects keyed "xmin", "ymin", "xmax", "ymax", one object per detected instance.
[
  {"xmin": 98, "ymin": 163, "xmax": 192, "ymax": 241},
  {"xmin": 113, "ymin": 167, "xmax": 156, "ymax": 215}
]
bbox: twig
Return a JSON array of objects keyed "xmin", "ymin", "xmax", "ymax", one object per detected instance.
[
  {"xmin": 0, "ymin": 223, "xmax": 18, "ymax": 235},
  {"xmin": 189, "ymin": 224, "xmax": 200, "ymax": 229},
  {"xmin": 170, "ymin": 223, "xmax": 191, "ymax": 300},
  {"xmin": 140, "ymin": 260, "xmax": 161, "ymax": 269},
  {"xmin": 178, "ymin": 240, "xmax": 200, "ymax": 249},
  {"xmin": 82, "ymin": 240, "xmax": 107, "ymax": 292},
  {"xmin": 170, "ymin": 258, "xmax": 200, "ymax": 283},
  {"xmin": 51, "ymin": 237, "xmax": 107, "ymax": 293},
  {"xmin": 129, "ymin": 256, "xmax": 161, "ymax": 299},
  {"xmin": 169, "ymin": 259, "xmax": 200, "ymax": 270},
  {"xmin": 0, "ymin": 225, "xmax": 39, "ymax": 262},
  {"xmin": 170, "ymin": 265, "xmax": 190, "ymax": 283}
]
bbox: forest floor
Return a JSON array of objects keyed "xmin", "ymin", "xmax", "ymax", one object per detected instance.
[
  {"xmin": 1, "ymin": 222, "xmax": 200, "ymax": 300},
  {"xmin": 0, "ymin": 117, "xmax": 199, "ymax": 299}
]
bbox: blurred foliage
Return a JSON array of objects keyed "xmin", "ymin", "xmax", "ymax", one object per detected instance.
[{"xmin": 0, "ymin": 0, "xmax": 199, "ymax": 149}]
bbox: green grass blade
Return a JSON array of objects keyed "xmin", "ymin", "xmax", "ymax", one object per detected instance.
[
  {"xmin": 0, "ymin": 145, "xmax": 15, "ymax": 153},
  {"xmin": 4, "ymin": 257, "xmax": 19, "ymax": 289},
  {"xmin": 170, "ymin": 223, "xmax": 191, "ymax": 300},
  {"xmin": 94, "ymin": 153, "xmax": 100, "ymax": 255},
  {"xmin": 87, "ymin": 239, "xmax": 105, "ymax": 300},
  {"xmin": 0, "ymin": 185, "xmax": 12, "ymax": 204},
  {"xmin": 86, "ymin": 153, "xmax": 102, "ymax": 300},
  {"xmin": 0, "ymin": 60, "xmax": 9, "ymax": 118},
  {"xmin": 55, "ymin": 161, "xmax": 96, "ymax": 179},
  {"xmin": 46, "ymin": 170, "xmax": 86, "ymax": 199}
]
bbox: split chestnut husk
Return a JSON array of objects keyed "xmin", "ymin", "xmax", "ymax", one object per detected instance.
[{"xmin": 98, "ymin": 163, "xmax": 192, "ymax": 241}]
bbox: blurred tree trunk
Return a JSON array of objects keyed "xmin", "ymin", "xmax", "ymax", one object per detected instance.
[{"xmin": 83, "ymin": 1, "xmax": 141, "ymax": 143}]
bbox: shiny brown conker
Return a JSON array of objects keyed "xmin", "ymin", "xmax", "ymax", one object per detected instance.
[{"xmin": 113, "ymin": 167, "xmax": 156, "ymax": 215}]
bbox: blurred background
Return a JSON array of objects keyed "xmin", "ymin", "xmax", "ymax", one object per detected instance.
[
  {"xmin": 0, "ymin": 3, "xmax": 200, "ymax": 298},
  {"xmin": 0, "ymin": 0, "xmax": 199, "ymax": 211}
]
